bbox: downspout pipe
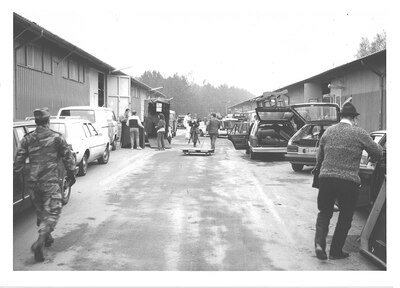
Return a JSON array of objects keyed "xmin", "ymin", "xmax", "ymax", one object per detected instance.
[{"xmin": 361, "ymin": 60, "xmax": 385, "ymax": 130}]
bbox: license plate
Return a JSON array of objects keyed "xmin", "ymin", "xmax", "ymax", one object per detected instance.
[{"xmin": 301, "ymin": 147, "xmax": 318, "ymax": 154}]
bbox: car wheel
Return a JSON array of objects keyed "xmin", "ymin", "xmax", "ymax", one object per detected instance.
[
  {"xmin": 111, "ymin": 139, "xmax": 117, "ymax": 151},
  {"xmin": 61, "ymin": 176, "xmax": 72, "ymax": 205},
  {"xmin": 250, "ymin": 149, "xmax": 256, "ymax": 160},
  {"xmin": 291, "ymin": 163, "xmax": 304, "ymax": 172},
  {"xmin": 98, "ymin": 146, "xmax": 110, "ymax": 164},
  {"xmin": 78, "ymin": 153, "xmax": 88, "ymax": 176}
]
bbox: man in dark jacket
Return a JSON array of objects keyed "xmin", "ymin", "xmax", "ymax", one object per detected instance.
[
  {"xmin": 206, "ymin": 113, "xmax": 221, "ymax": 150},
  {"xmin": 14, "ymin": 108, "xmax": 76, "ymax": 262},
  {"xmin": 314, "ymin": 102, "xmax": 383, "ymax": 260}
]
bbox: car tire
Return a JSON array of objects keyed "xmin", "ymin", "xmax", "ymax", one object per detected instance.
[
  {"xmin": 78, "ymin": 153, "xmax": 88, "ymax": 176},
  {"xmin": 98, "ymin": 146, "xmax": 110, "ymax": 164},
  {"xmin": 291, "ymin": 163, "xmax": 304, "ymax": 172},
  {"xmin": 250, "ymin": 149, "xmax": 256, "ymax": 160},
  {"xmin": 61, "ymin": 176, "xmax": 72, "ymax": 205},
  {"xmin": 111, "ymin": 138, "xmax": 117, "ymax": 151}
]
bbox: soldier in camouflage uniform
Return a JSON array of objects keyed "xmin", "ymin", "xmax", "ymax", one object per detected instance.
[{"xmin": 13, "ymin": 108, "xmax": 76, "ymax": 262}]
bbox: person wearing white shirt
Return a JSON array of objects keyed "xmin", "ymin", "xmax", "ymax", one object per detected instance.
[
  {"xmin": 126, "ymin": 110, "xmax": 144, "ymax": 149},
  {"xmin": 183, "ymin": 112, "xmax": 191, "ymax": 140}
]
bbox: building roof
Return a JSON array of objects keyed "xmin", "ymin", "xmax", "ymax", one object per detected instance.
[
  {"xmin": 14, "ymin": 13, "xmax": 116, "ymax": 72},
  {"xmin": 274, "ymin": 49, "xmax": 386, "ymax": 91},
  {"xmin": 228, "ymin": 49, "xmax": 386, "ymax": 110},
  {"xmin": 14, "ymin": 13, "xmax": 170, "ymax": 99}
]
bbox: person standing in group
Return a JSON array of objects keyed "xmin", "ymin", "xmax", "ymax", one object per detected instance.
[
  {"xmin": 313, "ymin": 102, "xmax": 383, "ymax": 260},
  {"xmin": 189, "ymin": 117, "xmax": 200, "ymax": 147},
  {"xmin": 126, "ymin": 110, "xmax": 144, "ymax": 150},
  {"xmin": 13, "ymin": 108, "xmax": 76, "ymax": 262},
  {"xmin": 183, "ymin": 112, "xmax": 192, "ymax": 140},
  {"xmin": 156, "ymin": 113, "xmax": 166, "ymax": 150},
  {"xmin": 206, "ymin": 112, "xmax": 221, "ymax": 150}
]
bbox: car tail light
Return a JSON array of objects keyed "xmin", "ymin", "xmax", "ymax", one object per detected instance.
[{"xmin": 287, "ymin": 145, "xmax": 298, "ymax": 152}]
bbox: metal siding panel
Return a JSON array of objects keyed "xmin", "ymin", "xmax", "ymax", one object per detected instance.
[
  {"xmin": 15, "ymin": 64, "xmax": 90, "ymax": 119},
  {"xmin": 352, "ymin": 91, "xmax": 380, "ymax": 132}
]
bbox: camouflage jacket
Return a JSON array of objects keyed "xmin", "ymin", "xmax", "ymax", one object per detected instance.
[{"xmin": 14, "ymin": 125, "xmax": 76, "ymax": 183}]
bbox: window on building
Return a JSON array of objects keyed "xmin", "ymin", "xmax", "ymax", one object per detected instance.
[
  {"xmin": 62, "ymin": 58, "xmax": 85, "ymax": 83},
  {"xmin": 43, "ymin": 48, "xmax": 52, "ymax": 73},
  {"xmin": 15, "ymin": 44, "xmax": 53, "ymax": 74}
]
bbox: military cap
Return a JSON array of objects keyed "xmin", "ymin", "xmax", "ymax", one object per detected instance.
[{"xmin": 33, "ymin": 107, "xmax": 51, "ymax": 120}]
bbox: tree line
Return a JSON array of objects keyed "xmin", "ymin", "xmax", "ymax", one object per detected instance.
[{"xmin": 138, "ymin": 71, "xmax": 255, "ymax": 118}]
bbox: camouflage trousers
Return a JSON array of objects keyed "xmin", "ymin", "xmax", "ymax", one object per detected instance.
[{"xmin": 29, "ymin": 182, "xmax": 62, "ymax": 235}]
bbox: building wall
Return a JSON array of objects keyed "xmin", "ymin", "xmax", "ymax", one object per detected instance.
[
  {"xmin": 89, "ymin": 67, "xmax": 100, "ymax": 107},
  {"xmin": 130, "ymin": 85, "xmax": 141, "ymax": 120},
  {"xmin": 286, "ymin": 84, "xmax": 304, "ymax": 104},
  {"xmin": 14, "ymin": 49, "xmax": 90, "ymax": 120}
]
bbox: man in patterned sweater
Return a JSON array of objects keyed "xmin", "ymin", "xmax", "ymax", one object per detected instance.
[{"xmin": 314, "ymin": 102, "xmax": 383, "ymax": 260}]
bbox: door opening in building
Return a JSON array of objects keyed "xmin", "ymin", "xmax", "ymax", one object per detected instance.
[{"xmin": 98, "ymin": 72, "xmax": 105, "ymax": 107}]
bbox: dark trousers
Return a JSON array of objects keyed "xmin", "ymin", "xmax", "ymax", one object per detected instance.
[
  {"xmin": 157, "ymin": 131, "xmax": 165, "ymax": 149},
  {"xmin": 314, "ymin": 177, "xmax": 359, "ymax": 255},
  {"xmin": 209, "ymin": 133, "xmax": 218, "ymax": 149}
]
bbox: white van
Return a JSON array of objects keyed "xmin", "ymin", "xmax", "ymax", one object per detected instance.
[{"xmin": 57, "ymin": 106, "xmax": 118, "ymax": 150}]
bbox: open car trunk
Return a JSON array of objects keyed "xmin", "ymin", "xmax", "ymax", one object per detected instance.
[{"xmin": 257, "ymin": 123, "xmax": 294, "ymax": 147}]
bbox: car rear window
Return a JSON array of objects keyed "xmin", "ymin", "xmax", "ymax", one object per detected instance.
[
  {"xmin": 293, "ymin": 106, "xmax": 337, "ymax": 122},
  {"xmin": 68, "ymin": 123, "xmax": 86, "ymax": 140},
  {"xmin": 257, "ymin": 111, "xmax": 293, "ymax": 121},
  {"xmin": 222, "ymin": 120, "xmax": 237, "ymax": 129},
  {"xmin": 60, "ymin": 109, "xmax": 95, "ymax": 123},
  {"xmin": 49, "ymin": 123, "xmax": 66, "ymax": 135}
]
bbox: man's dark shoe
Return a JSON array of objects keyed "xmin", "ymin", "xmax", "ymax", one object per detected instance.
[
  {"xmin": 45, "ymin": 233, "xmax": 54, "ymax": 247},
  {"xmin": 315, "ymin": 244, "xmax": 327, "ymax": 260},
  {"xmin": 31, "ymin": 235, "xmax": 46, "ymax": 262},
  {"xmin": 329, "ymin": 251, "xmax": 350, "ymax": 260}
]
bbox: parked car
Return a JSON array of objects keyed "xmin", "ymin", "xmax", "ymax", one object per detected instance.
[
  {"xmin": 284, "ymin": 103, "xmax": 340, "ymax": 171},
  {"xmin": 13, "ymin": 121, "xmax": 76, "ymax": 214},
  {"xmin": 177, "ymin": 115, "xmax": 185, "ymax": 129},
  {"xmin": 23, "ymin": 117, "xmax": 111, "ymax": 176},
  {"xmin": 57, "ymin": 106, "xmax": 118, "ymax": 151},
  {"xmin": 198, "ymin": 120, "xmax": 208, "ymax": 137},
  {"xmin": 49, "ymin": 117, "xmax": 110, "ymax": 176},
  {"xmin": 357, "ymin": 130, "xmax": 386, "ymax": 208},
  {"xmin": 228, "ymin": 106, "xmax": 307, "ymax": 159},
  {"xmin": 219, "ymin": 117, "xmax": 238, "ymax": 137}
]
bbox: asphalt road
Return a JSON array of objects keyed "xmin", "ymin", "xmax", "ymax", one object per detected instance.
[{"xmin": 13, "ymin": 129, "xmax": 378, "ymax": 270}]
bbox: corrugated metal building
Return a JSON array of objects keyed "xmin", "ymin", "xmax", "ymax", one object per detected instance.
[
  {"xmin": 13, "ymin": 13, "xmax": 169, "ymax": 121},
  {"xmin": 228, "ymin": 50, "xmax": 386, "ymax": 132},
  {"xmin": 13, "ymin": 13, "xmax": 116, "ymax": 120}
]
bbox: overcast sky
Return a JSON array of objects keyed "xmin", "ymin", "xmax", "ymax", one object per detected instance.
[{"xmin": 7, "ymin": 0, "xmax": 390, "ymax": 95}]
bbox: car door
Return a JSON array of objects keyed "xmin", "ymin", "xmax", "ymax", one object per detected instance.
[
  {"xmin": 13, "ymin": 125, "xmax": 31, "ymax": 212},
  {"xmin": 87, "ymin": 123, "xmax": 106, "ymax": 158},
  {"xmin": 228, "ymin": 121, "xmax": 251, "ymax": 149},
  {"xmin": 357, "ymin": 132, "xmax": 386, "ymax": 207}
]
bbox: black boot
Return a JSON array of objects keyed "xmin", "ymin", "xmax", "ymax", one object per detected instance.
[
  {"xmin": 31, "ymin": 233, "xmax": 47, "ymax": 262},
  {"xmin": 45, "ymin": 233, "xmax": 54, "ymax": 247}
]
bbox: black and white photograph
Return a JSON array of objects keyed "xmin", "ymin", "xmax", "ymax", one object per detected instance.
[{"xmin": 1, "ymin": 0, "xmax": 398, "ymax": 287}]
